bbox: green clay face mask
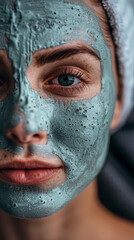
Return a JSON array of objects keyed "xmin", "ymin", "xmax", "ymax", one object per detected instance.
[{"xmin": 0, "ymin": 0, "xmax": 116, "ymax": 218}]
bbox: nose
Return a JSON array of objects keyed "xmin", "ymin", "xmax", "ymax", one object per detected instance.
[{"xmin": 6, "ymin": 122, "xmax": 47, "ymax": 146}]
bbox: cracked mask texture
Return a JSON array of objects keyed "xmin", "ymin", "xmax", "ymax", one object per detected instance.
[{"xmin": 0, "ymin": 0, "xmax": 116, "ymax": 218}]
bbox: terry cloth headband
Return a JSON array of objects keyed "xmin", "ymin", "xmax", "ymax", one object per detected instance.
[{"xmin": 101, "ymin": 0, "xmax": 134, "ymax": 130}]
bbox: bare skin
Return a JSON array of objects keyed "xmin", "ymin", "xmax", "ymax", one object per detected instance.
[
  {"xmin": 0, "ymin": 181, "xmax": 134, "ymax": 240},
  {"xmin": 0, "ymin": 0, "xmax": 133, "ymax": 240}
]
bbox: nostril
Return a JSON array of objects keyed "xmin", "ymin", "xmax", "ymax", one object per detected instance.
[
  {"xmin": 32, "ymin": 132, "xmax": 47, "ymax": 144},
  {"xmin": 6, "ymin": 125, "xmax": 47, "ymax": 145}
]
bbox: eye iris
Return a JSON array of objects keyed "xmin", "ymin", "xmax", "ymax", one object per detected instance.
[{"xmin": 58, "ymin": 74, "xmax": 75, "ymax": 86}]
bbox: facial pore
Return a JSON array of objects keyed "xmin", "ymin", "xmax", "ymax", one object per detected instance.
[{"xmin": 0, "ymin": 0, "xmax": 116, "ymax": 218}]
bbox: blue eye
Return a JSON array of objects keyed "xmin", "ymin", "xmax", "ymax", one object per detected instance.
[
  {"xmin": 50, "ymin": 74, "xmax": 80, "ymax": 87},
  {"xmin": 43, "ymin": 67, "xmax": 90, "ymax": 97},
  {"xmin": 58, "ymin": 74, "xmax": 76, "ymax": 86}
]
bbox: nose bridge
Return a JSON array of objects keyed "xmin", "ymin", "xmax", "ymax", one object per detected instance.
[
  {"xmin": 7, "ymin": 6, "xmax": 33, "ymax": 111},
  {"xmin": 2, "ymin": 80, "xmax": 50, "ymax": 146},
  {"xmin": 11, "ymin": 42, "xmax": 32, "ymax": 108},
  {"xmin": 1, "ymin": 78, "xmax": 43, "ymax": 136},
  {"xmin": 16, "ymin": 82, "xmax": 43, "ymax": 134},
  {"xmin": 10, "ymin": 40, "xmax": 40, "ymax": 130},
  {"xmin": 3, "ymin": 27, "xmax": 51, "ymax": 135},
  {"xmin": 1, "ymin": 2, "xmax": 51, "ymax": 137}
]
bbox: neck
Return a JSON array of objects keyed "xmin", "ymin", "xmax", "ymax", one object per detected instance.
[
  {"xmin": 0, "ymin": 181, "xmax": 98, "ymax": 240},
  {"xmin": 0, "ymin": 180, "xmax": 134, "ymax": 240}
]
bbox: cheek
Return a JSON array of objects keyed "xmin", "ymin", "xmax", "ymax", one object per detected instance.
[
  {"xmin": 50, "ymin": 96, "xmax": 107, "ymax": 166},
  {"xmin": 51, "ymin": 103, "xmax": 99, "ymax": 148}
]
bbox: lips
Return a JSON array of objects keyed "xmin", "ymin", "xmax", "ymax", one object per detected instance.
[{"xmin": 0, "ymin": 160, "xmax": 64, "ymax": 185}]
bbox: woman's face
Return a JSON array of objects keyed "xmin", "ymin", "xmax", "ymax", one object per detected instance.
[{"xmin": 0, "ymin": 0, "xmax": 116, "ymax": 218}]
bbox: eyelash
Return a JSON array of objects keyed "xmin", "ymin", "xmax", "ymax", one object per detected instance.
[{"xmin": 42, "ymin": 67, "xmax": 90, "ymax": 96}]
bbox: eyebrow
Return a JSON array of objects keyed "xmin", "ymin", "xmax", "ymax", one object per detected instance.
[{"xmin": 33, "ymin": 45, "xmax": 100, "ymax": 67}]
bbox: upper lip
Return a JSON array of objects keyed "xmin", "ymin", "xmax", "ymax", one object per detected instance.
[{"xmin": 0, "ymin": 159, "xmax": 63, "ymax": 170}]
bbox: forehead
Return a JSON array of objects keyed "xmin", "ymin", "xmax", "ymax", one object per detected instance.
[{"xmin": 0, "ymin": 0, "xmax": 102, "ymax": 51}]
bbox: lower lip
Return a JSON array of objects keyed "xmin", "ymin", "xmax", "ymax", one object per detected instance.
[{"xmin": 0, "ymin": 168, "xmax": 61, "ymax": 185}]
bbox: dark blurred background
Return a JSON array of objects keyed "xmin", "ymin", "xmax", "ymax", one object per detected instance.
[{"xmin": 98, "ymin": 106, "xmax": 134, "ymax": 221}]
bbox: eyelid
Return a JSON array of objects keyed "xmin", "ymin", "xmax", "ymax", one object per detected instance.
[
  {"xmin": 42, "ymin": 66, "xmax": 92, "ymax": 84},
  {"xmin": 40, "ymin": 67, "xmax": 93, "ymax": 98}
]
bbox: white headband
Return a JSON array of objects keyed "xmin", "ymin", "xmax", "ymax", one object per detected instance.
[{"xmin": 102, "ymin": 0, "xmax": 134, "ymax": 129}]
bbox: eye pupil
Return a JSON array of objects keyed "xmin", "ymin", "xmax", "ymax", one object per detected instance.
[{"xmin": 58, "ymin": 74, "xmax": 75, "ymax": 86}]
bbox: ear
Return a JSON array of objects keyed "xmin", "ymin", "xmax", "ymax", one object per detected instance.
[{"xmin": 110, "ymin": 98, "xmax": 122, "ymax": 130}]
